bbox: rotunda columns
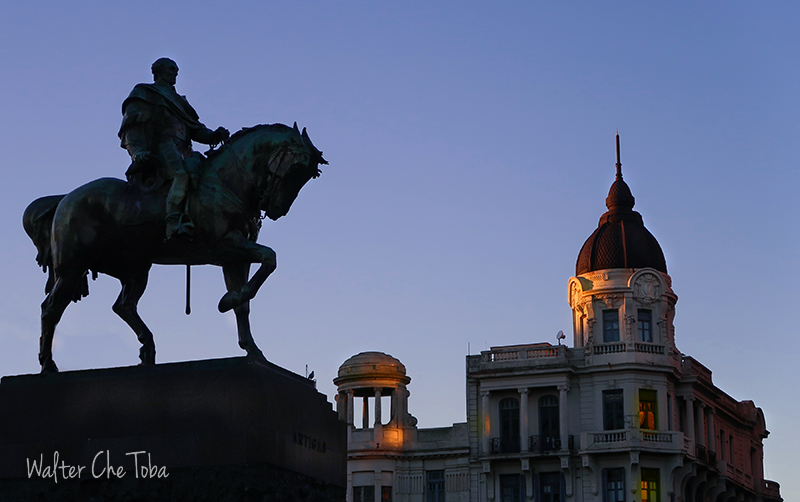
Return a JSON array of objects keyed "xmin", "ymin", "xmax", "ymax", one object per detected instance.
[{"xmin": 374, "ymin": 387, "xmax": 383, "ymax": 442}]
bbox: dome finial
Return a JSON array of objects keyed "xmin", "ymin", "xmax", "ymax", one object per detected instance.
[{"xmin": 616, "ymin": 131, "xmax": 622, "ymax": 179}]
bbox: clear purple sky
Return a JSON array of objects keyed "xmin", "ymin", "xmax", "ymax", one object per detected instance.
[{"xmin": 1, "ymin": 2, "xmax": 797, "ymax": 496}]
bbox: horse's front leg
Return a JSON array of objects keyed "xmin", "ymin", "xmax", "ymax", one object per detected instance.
[
  {"xmin": 222, "ymin": 263, "xmax": 265, "ymax": 362},
  {"xmin": 216, "ymin": 231, "xmax": 277, "ymax": 314}
]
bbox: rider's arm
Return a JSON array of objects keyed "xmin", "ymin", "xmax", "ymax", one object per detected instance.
[{"xmin": 191, "ymin": 124, "xmax": 230, "ymax": 146}]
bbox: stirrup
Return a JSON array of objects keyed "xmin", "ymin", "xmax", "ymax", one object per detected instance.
[{"xmin": 165, "ymin": 212, "xmax": 195, "ymax": 241}]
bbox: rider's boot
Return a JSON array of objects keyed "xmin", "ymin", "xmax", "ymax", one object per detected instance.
[{"xmin": 165, "ymin": 172, "xmax": 194, "ymax": 241}]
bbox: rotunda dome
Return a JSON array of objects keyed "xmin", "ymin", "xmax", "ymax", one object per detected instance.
[{"xmin": 334, "ymin": 351, "xmax": 410, "ymax": 387}]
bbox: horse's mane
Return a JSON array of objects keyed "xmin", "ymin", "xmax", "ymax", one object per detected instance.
[{"xmin": 206, "ymin": 123, "xmax": 296, "ymax": 162}]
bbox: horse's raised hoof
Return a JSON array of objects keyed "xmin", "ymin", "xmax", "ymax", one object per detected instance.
[
  {"xmin": 40, "ymin": 360, "xmax": 59, "ymax": 374},
  {"xmin": 218, "ymin": 291, "xmax": 242, "ymax": 313}
]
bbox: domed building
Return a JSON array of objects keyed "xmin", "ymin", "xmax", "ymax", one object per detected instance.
[
  {"xmin": 335, "ymin": 352, "xmax": 469, "ymax": 502},
  {"xmin": 337, "ymin": 138, "xmax": 781, "ymax": 502}
]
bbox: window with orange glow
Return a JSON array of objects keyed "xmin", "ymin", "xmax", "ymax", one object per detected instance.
[
  {"xmin": 639, "ymin": 390, "xmax": 657, "ymax": 430},
  {"xmin": 640, "ymin": 468, "xmax": 659, "ymax": 502}
]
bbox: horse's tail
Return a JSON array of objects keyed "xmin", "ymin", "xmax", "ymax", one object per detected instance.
[{"xmin": 23, "ymin": 195, "xmax": 89, "ymax": 301}]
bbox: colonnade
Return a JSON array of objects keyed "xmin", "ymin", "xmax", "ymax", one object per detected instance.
[{"xmin": 480, "ymin": 385, "xmax": 571, "ymax": 454}]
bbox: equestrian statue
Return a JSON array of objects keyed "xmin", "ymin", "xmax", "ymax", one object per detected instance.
[{"xmin": 23, "ymin": 58, "xmax": 327, "ymax": 373}]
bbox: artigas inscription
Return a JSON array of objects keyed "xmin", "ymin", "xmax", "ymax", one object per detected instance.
[
  {"xmin": 293, "ymin": 431, "xmax": 327, "ymax": 453},
  {"xmin": 26, "ymin": 450, "xmax": 168, "ymax": 482}
]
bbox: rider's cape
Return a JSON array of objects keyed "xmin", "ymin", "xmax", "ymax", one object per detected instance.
[{"xmin": 118, "ymin": 83, "xmax": 208, "ymax": 146}]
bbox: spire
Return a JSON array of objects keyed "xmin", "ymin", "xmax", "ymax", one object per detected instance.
[{"xmin": 606, "ymin": 132, "xmax": 634, "ymax": 212}]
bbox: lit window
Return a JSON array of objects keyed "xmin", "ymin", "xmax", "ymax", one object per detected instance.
[
  {"xmin": 603, "ymin": 390, "xmax": 624, "ymax": 430},
  {"xmin": 638, "ymin": 310, "xmax": 652, "ymax": 342},
  {"xmin": 604, "ymin": 468, "xmax": 625, "ymax": 502},
  {"xmin": 639, "ymin": 390, "xmax": 657, "ymax": 430},
  {"xmin": 603, "ymin": 310, "xmax": 620, "ymax": 342},
  {"xmin": 640, "ymin": 468, "xmax": 659, "ymax": 502}
]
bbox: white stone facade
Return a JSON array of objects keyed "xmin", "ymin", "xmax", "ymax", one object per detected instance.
[
  {"xmin": 334, "ymin": 265, "xmax": 781, "ymax": 501},
  {"xmin": 335, "ymin": 166, "xmax": 781, "ymax": 502}
]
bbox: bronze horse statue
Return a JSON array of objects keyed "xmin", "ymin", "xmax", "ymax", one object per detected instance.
[{"xmin": 23, "ymin": 123, "xmax": 326, "ymax": 373}]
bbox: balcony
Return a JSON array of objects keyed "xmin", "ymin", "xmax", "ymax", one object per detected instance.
[
  {"xmin": 695, "ymin": 445, "xmax": 718, "ymax": 468},
  {"xmin": 490, "ymin": 435, "xmax": 575, "ymax": 455},
  {"xmin": 491, "ymin": 436, "xmax": 520, "ymax": 454},
  {"xmin": 581, "ymin": 429, "xmax": 683, "ymax": 453},
  {"xmin": 530, "ymin": 434, "xmax": 575, "ymax": 453}
]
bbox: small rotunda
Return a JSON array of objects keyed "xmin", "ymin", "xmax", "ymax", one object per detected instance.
[{"xmin": 334, "ymin": 351, "xmax": 417, "ymax": 445}]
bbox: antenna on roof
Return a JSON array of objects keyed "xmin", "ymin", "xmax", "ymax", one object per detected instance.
[{"xmin": 557, "ymin": 330, "xmax": 565, "ymax": 345}]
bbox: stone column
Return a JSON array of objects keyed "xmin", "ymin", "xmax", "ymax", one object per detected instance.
[
  {"xmin": 518, "ymin": 388, "xmax": 529, "ymax": 452},
  {"xmin": 706, "ymin": 408, "xmax": 715, "ymax": 455},
  {"xmin": 362, "ymin": 395, "xmax": 370, "ymax": 429},
  {"xmin": 347, "ymin": 389, "xmax": 355, "ymax": 444},
  {"xmin": 684, "ymin": 396, "xmax": 695, "ymax": 444},
  {"xmin": 374, "ymin": 387, "xmax": 383, "ymax": 442},
  {"xmin": 374, "ymin": 470, "xmax": 382, "ymax": 502},
  {"xmin": 481, "ymin": 390, "xmax": 491, "ymax": 454},
  {"xmin": 394, "ymin": 385, "xmax": 403, "ymax": 427},
  {"xmin": 695, "ymin": 402, "xmax": 705, "ymax": 449},
  {"xmin": 389, "ymin": 386, "xmax": 396, "ymax": 426},
  {"xmin": 558, "ymin": 385, "xmax": 570, "ymax": 451}
]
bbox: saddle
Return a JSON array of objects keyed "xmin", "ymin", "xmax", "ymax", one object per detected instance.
[{"xmin": 125, "ymin": 151, "xmax": 205, "ymax": 193}]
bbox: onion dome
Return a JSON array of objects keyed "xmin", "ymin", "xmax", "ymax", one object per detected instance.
[{"xmin": 575, "ymin": 135, "xmax": 667, "ymax": 275}]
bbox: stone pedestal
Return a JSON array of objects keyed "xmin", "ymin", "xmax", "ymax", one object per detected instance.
[{"xmin": 0, "ymin": 357, "xmax": 346, "ymax": 501}]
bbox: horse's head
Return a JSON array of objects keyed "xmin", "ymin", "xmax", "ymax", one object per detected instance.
[{"xmin": 257, "ymin": 123, "xmax": 327, "ymax": 221}]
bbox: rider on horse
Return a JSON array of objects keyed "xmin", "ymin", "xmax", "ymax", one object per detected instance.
[{"xmin": 118, "ymin": 57, "xmax": 230, "ymax": 240}]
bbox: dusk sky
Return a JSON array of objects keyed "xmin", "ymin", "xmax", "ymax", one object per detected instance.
[{"xmin": 1, "ymin": 2, "xmax": 798, "ymax": 497}]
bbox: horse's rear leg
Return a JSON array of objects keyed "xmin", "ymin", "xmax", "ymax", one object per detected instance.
[
  {"xmin": 112, "ymin": 267, "xmax": 156, "ymax": 365},
  {"xmin": 222, "ymin": 263, "xmax": 265, "ymax": 362},
  {"xmin": 40, "ymin": 271, "xmax": 82, "ymax": 373}
]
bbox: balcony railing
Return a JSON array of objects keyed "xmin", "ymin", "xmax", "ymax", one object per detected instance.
[
  {"xmin": 593, "ymin": 431, "xmax": 628, "ymax": 443},
  {"xmin": 695, "ymin": 444, "xmax": 718, "ymax": 467},
  {"xmin": 635, "ymin": 343, "xmax": 664, "ymax": 354},
  {"xmin": 484, "ymin": 345, "xmax": 563, "ymax": 363},
  {"xmin": 529, "ymin": 434, "xmax": 560, "ymax": 452},
  {"xmin": 641, "ymin": 432, "xmax": 673, "ymax": 443},
  {"xmin": 491, "ymin": 436, "xmax": 520, "ymax": 454},
  {"xmin": 491, "ymin": 435, "xmax": 574, "ymax": 454},
  {"xmin": 585, "ymin": 430, "xmax": 683, "ymax": 452},
  {"xmin": 593, "ymin": 343, "xmax": 625, "ymax": 355}
]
